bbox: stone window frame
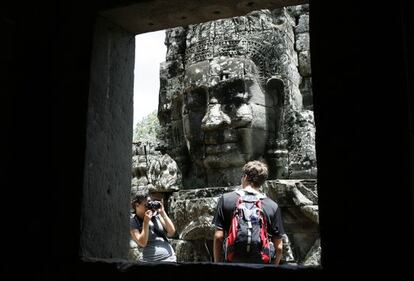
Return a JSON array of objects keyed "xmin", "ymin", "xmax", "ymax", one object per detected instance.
[{"xmin": 80, "ymin": 0, "xmax": 321, "ymax": 275}]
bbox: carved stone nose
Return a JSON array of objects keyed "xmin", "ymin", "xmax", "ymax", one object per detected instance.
[
  {"xmin": 209, "ymin": 97, "xmax": 218, "ymax": 104},
  {"xmin": 201, "ymin": 99, "xmax": 231, "ymax": 131}
]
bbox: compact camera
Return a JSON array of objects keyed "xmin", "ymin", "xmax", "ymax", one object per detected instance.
[{"xmin": 146, "ymin": 200, "xmax": 161, "ymax": 210}]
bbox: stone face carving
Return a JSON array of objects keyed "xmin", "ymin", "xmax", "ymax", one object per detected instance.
[
  {"xmin": 181, "ymin": 56, "xmax": 284, "ymax": 186},
  {"xmin": 158, "ymin": 7, "xmax": 316, "ymax": 188},
  {"xmin": 130, "ymin": 5, "xmax": 319, "ymax": 266}
]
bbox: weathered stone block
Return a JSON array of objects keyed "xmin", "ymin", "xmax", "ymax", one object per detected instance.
[
  {"xmin": 171, "ymin": 239, "xmax": 212, "ymax": 262},
  {"xmin": 168, "ymin": 187, "xmax": 236, "ymax": 238},
  {"xmin": 295, "ymin": 33, "xmax": 310, "ymax": 52},
  {"xmin": 300, "ymin": 77, "xmax": 313, "ymax": 110},
  {"xmin": 298, "ymin": 51, "xmax": 311, "ymax": 77},
  {"xmin": 295, "ymin": 14, "xmax": 309, "ymax": 34}
]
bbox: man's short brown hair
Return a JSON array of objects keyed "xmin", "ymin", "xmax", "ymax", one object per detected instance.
[{"xmin": 242, "ymin": 160, "xmax": 269, "ymax": 187}]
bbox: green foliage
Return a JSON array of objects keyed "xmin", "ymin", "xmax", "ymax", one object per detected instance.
[{"xmin": 133, "ymin": 111, "xmax": 161, "ymax": 143}]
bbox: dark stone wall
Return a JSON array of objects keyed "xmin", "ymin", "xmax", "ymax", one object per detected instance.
[
  {"xmin": 1, "ymin": 0, "xmax": 413, "ymax": 280},
  {"xmin": 310, "ymin": 1, "xmax": 414, "ymax": 269},
  {"xmin": 2, "ymin": 1, "xmax": 96, "ymax": 278},
  {"xmin": 80, "ymin": 16, "xmax": 135, "ymax": 259}
]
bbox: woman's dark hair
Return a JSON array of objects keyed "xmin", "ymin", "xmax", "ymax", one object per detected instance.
[{"xmin": 131, "ymin": 191, "xmax": 149, "ymax": 213}]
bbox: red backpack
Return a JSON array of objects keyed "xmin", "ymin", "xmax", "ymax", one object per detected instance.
[{"xmin": 224, "ymin": 190, "xmax": 273, "ymax": 263}]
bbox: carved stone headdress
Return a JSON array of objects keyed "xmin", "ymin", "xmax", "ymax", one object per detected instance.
[{"xmin": 183, "ymin": 9, "xmax": 290, "ymax": 85}]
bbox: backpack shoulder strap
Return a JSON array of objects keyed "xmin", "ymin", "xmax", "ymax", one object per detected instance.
[
  {"xmin": 152, "ymin": 215, "xmax": 169, "ymax": 242},
  {"xmin": 235, "ymin": 189, "xmax": 245, "ymax": 197},
  {"xmin": 235, "ymin": 188, "xmax": 266, "ymax": 200}
]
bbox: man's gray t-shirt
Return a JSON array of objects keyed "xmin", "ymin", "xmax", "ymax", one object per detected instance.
[{"xmin": 130, "ymin": 214, "xmax": 175, "ymax": 262}]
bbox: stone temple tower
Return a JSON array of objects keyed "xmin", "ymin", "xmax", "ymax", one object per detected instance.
[
  {"xmin": 158, "ymin": 7, "xmax": 316, "ymax": 188},
  {"xmin": 131, "ymin": 5, "xmax": 319, "ymax": 265}
]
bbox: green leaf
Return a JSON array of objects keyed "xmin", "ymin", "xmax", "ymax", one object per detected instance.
[{"xmin": 133, "ymin": 110, "xmax": 161, "ymax": 144}]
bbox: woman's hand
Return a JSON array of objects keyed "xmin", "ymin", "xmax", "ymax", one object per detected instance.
[
  {"xmin": 157, "ymin": 200, "xmax": 175, "ymax": 237},
  {"xmin": 143, "ymin": 210, "xmax": 153, "ymax": 225},
  {"xmin": 157, "ymin": 200, "xmax": 166, "ymax": 217},
  {"xmin": 133, "ymin": 210, "xmax": 153, "ymax": 248}
]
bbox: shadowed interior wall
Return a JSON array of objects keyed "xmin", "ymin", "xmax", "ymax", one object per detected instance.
[{"xmin": 80, "ymin": 16, "xmax": 135, "ymax": 258}]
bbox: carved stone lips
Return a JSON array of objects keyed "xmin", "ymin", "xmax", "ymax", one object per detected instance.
[
  {"xmin": 204, "ymin": 129, "xmax": 238, "ymax": 145},
  {"xmin": 202, "ymin": 148, "xmax": 245, "ymax": 168},
  {"xmin": 205, "ymin": 142, "xmax": 238, "ymax": 155}
]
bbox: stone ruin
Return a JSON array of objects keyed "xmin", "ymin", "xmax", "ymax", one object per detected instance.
[{"xmin": 130, "ymin": 5, "xmax": 320, "ymax": 265}]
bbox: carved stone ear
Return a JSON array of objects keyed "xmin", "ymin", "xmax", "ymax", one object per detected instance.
[{"xmin": 266, "ymin": 77, "xmax": 284, "ymax": 106}]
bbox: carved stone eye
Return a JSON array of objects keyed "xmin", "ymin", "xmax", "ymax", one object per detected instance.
[
  {"xmin": 224, "ymin": 104, "xmax": 235, "ymax": 112},
  {"xmin": 185, "ymin": 88, "xmax": 207, "ymax": 110},
  {"xmin": 209, "ymin": 97, "xmax": 218, "ymax": 104},
  {"xmin": 234, "ymin": 92, "xmax": 246, "ymax": 102},
  {"xmin": 276, "ymin": 18, "xmax": 285, "ymax": 25}
]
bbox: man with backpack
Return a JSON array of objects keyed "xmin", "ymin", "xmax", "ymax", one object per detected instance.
[{"xmin": 212, "ymin": 160, "xmax": 285, "ymax": 265}]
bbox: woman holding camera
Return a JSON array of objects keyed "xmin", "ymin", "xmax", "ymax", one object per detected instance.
[{"xmin": 130, "ymin": 192, "xmax": 177, "ymax": 262}]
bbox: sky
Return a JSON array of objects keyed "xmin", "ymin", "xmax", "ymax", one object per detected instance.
[{"xmin": 133, "ymin": 30, "xmax": 167, "ymax": 129}]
